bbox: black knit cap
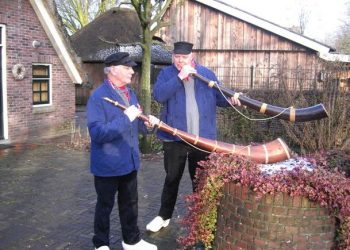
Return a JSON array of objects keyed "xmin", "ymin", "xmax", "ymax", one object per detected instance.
[
  {"xmin": 104, "ymin": 52, "xmax": 137, "ymax": 67},
  {"xmin": 173, "ymin": 41, "xmax": 193, "ymax": 55}
]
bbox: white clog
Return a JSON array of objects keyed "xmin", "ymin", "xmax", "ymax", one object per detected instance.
[
  {"xmin": 146, "ymin": 216, "xmax": 170, "ymax": 233},
  {"xmin": 122, "ymin": 239, "xmax": 157, "ymax": 250}
]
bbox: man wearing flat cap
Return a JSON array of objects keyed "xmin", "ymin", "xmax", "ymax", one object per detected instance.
[
  {"xmin": 87, "ymin": 52, "xmax": 159, "ymax": 250},
  {"xmin": 146, "ymin": 41, "xmax": 241, "ymax": 233}
]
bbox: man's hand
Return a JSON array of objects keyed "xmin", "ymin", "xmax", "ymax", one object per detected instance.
[
  {"xmin": 124, "ymin": 105, "xmax": 142, "ymax": 122},
  {"xmin": 145, "ymin": 115, "xmax": 160, "ymax": 128},
  {"xmin": 178, "ymin": 65, "xmax": 197, "ymax": 80},
  {"xmin": 230, "ymin": 95, "xmax": 241, "ymax": 106}
]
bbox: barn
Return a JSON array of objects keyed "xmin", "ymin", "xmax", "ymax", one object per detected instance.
[{"xmin": 158, "ymin": 0, "xmax": 350, "ymax": 90}]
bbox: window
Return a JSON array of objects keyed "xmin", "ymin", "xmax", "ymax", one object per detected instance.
[{"xmin": 32, "ymin": 64, "xmax": 51, "ymax": 105}]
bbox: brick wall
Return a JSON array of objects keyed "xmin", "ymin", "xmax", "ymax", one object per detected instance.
[
  {"xmin": 214, "ymin": 183, "xmax": 335, "ymax": 250},
  {"xmin": 0, "ymin": 0, "xmax": 75, "ymax": 142}
]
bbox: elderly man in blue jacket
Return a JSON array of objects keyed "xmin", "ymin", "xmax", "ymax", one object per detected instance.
[
  {"xmin": 87, "ymin": 52, "xmax": 159, "ymax": 250},
  {"xmin": 146, "ymin": 41, "xmax": 240, "ymax": 233}
]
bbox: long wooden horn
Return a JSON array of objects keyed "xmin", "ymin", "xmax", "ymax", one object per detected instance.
[
  {"xmin": 103, "ymin": 97, "xmax": 291, "ymax": 164},
  {"xmin": 192, "ymin": 72, "xmax": 329, "ymax": 122}
]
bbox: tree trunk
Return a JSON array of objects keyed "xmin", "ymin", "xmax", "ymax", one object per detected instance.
[{"xmin": 139, "ymin": 27, "xmax": 153, "ymax": 153}]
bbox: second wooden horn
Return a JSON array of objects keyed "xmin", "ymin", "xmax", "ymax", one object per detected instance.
[
  {"xmin": 192, "ymin": 72, "xmax": 329, "ymax": 122},
  {"xmin": 103, "ymin": 97, "xmax": 291, "ymax": 164}
]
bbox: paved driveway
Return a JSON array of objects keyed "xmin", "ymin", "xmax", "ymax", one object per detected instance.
[{"xmin": 0, "ymin": 140, "xmax": 192, "ymax": 250}]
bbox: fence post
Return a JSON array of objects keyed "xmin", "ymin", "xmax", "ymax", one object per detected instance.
[{"xmin": 250, "ymin": 65, "xmax": 254, "ymax": 89}]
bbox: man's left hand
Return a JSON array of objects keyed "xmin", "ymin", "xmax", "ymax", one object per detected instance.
[
  {"xmin": 230, "ymin": 95, "xmax": 241, "ymax": 106},
  {"xmin": 145, "ymin": 115, "xmax": 160, "ymax": 128}
]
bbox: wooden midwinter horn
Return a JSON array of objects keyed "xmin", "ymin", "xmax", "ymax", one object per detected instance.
[
  {"xmin": 192, "ymin": 72, "xmax": 329, "ymax": 122},
  {"xmin": 103, "ymin": 97, "xmax": 291, "ymax": 164}
]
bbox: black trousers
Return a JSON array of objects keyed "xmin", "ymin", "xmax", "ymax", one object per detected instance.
[
  {"xmin": 92, "ymin": 171, "xmax": 140, "ymax": 248},
  {"xmin": 158, "ymin": 141, "xmax": 209, "ymax": 220}
]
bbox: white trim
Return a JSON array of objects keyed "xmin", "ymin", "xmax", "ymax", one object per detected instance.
[
  {"xmin": 319, "ymin": 52, "xmax": 350, "ymax": 63},
  {"xmin": 0, "ymin": 24, "xmax": 9, "ymax": 140},
  {"xmin": 29, "ymin": 0, "xmax": 82, "ymax": 84},
  {"xmin": 32, "ymin": 63, "xmax": 53, "ymax": 107},
  {"xmin": 194, "ymin": 0, "xmax": 332, "ymax": 55}
]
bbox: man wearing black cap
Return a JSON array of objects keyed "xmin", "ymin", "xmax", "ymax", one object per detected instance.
[
  {"xmin": 146, "ymin": 41, "xmax": 240, "ymax": 233},
  {"xmin": 87, "ymin": 52, "xmax": 159, "ymax": 250}
]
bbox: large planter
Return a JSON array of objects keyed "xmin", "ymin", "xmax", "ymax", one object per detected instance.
[{"xmin": 214, "ymin": 183, "xmax": 335, "ymax": 250}]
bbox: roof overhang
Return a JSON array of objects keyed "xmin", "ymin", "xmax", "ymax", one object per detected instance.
[
  {"xmin": 319, "ymin": 52, "xmax": 350, "ymax": 63},
  {"xmin": 194, "ymin": 0, "xmax": 333, "ymax": 55},
  {"xmin": 29, "ymin": 0, "xmax": 83, "ymax": 84}
]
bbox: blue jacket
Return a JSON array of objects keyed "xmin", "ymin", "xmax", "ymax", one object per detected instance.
[
  {"xmin": 87, "ymin": 80, "xmax": 146, "ymax": 177},
  {"xmin": 153, "ymin": 64, "xmax": 229, "ymax": 141}
]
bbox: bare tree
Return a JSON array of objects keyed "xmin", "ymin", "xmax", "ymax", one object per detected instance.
[
  {"xmin": 128, "ymin": 0, "xmax": 175, "ymax": 152},
  {"xmin": 129, "ymin": 0, "xmax": 173, "ymax": 112},
  {"xmin": 335, "ymin": 1, "xmax": 350, "ymax": 53},
  {"xmin": 55, "ymin": 0, "xmax": 129, "ymax": 34},
  {"xmin": 297, "ymin": 7, "xmax": 309, "ymax": 35},
  {"xmin": 290, "ymin": 1, "xmax": 310, "ymax": 35}
]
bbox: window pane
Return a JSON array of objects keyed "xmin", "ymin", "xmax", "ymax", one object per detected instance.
[
  {"xmin": 41, "ymin": 92, "xmax": 48, "ymax": 102},
  {"xmin": 33, "ymin": 93, "xmax": 40, "ymax": 102},
  {"xmin": 41, "ymin": 82, "xmax": 48, "ymax": 91},
  {"xmin": 33, "ymin": 82, "xmax": 41, "ymax": 91},
  {"xmin": 33, "ymin": 65, "xmax": 49, "ymax": 77}
]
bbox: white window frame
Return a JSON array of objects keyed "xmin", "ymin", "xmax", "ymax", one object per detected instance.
[
  {"xmin": 32, "ymin": 63, "xmax": 52, "ymax": 107},
  {"xmin": 0, "ymin": 24, "xmax": 8, "ymax": 140}
]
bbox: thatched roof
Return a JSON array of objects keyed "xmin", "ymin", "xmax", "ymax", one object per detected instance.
[{"xmin": 71, "ymin": 8, "xmax": 171, "ymax": 65}]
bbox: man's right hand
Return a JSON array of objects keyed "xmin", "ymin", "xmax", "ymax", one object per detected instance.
[
  {"xmin": 124, "ymin": 105, "xmax": 142, "ymax": 122},
  {"xmin": 178, "ymin": 65, "xmax": 197, "ymax": 80}
]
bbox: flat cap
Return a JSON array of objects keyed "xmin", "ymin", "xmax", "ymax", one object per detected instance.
[
  {"xmin": 173, "ymin": 41, "xmax": 193, "ymax": 55},
  {"xmin": 104, "ymin": 52, "xmax": 137, "ymax": 67}
]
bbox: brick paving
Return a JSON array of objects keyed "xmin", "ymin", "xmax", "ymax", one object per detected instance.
[{"xmin": 0, "ymin": 139, "xmax": 192, "ymax": 250}]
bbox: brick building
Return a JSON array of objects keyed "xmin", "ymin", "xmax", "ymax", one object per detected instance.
[{"xmin": 0, "ymin": 0, "xmax": 83, "ymax": 143}]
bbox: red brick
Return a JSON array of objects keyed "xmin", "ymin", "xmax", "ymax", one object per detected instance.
[
  {"xmin": 268, "ymin": 224, "xmax": 285, "ymax": 232},
  {"xmin": 235, "ymin": 240, "xmax": 248, "ymax": 249},
  {"xmin": 288, "ymin": 208, "xmax": 302, "ymax": 216},
  {"xmin": 241, "ymin": 186, "xmax": 248, "ymax": 200},
  {"xmin": 214, "ymin": 185, "xmax": 335, "ymax": 250},
  {"xmin": 241, "ymin": 233, "xmax": 254, "ymax": 242},
  {"xmin": 283, "ymin": 194, "xmax": 294, "ymax": 206},
  {"xmin": 265, "ymin": 194, "xmax": 273, "ymax": 204},
  {"xmin": 285, "ymin": 226, "xmax": 299, "ymax": 234},
  {"xmin": 304, "ymin": 209, "xmax": 319, "ymax": 217},
  {"xmin": 257, "ymin": 205, "xmax": 272, "ymax": 214},
  {"xmin": 272, "ymin": 206, "xmax": 288, "ymax": 216},
  {"xmin": 273, "ymin": 193, "xmax": 283, "ymax": 206},
  {"xmin": 301, "ymin": 197, "xmax": 311, "ymax": 208},
  {"xmin": 292, "ymin": 196, "xmax": 302, "ymax": 207},
  {"xmin": 254, "ymin": 238, "xmax": 266, "ymax": 247}
]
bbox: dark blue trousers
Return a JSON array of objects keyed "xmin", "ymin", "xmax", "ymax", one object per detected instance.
[
  {"xmin": 158, "ymin": 141, "xmax": 209, "ymax": 220},
  {"xmin": 92, "ymin": 171, "xmax": 140, "ymax": 248}
]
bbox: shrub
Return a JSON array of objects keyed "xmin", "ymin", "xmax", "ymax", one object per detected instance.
[
  {"xmin": 216, "ymin": 61, "xmax": 349, "ymax": 154},
  {"xmin": 179, "ymin": 152, "xmax": 350, "ymax": 249}
]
